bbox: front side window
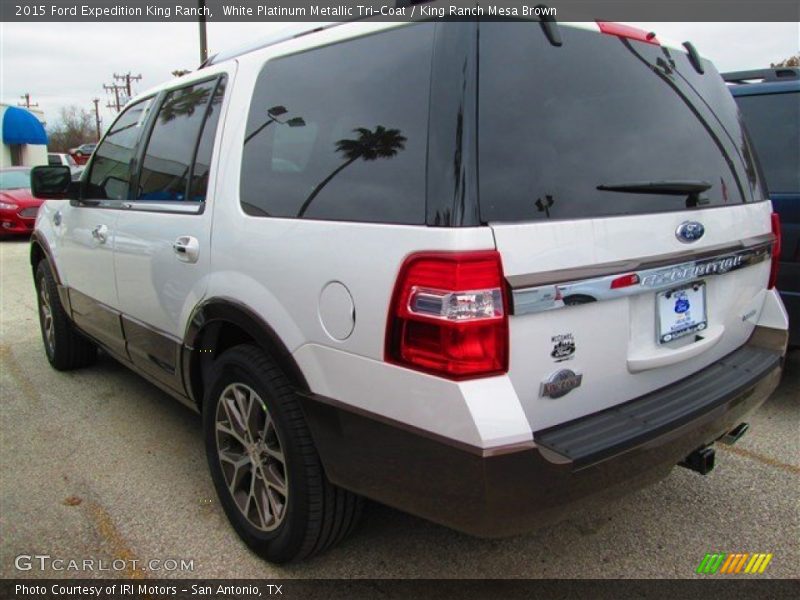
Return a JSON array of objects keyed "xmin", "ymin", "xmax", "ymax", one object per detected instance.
[
  {"xmin": 240, "ymin": 24, "xmax": 434, "ymax": 224},
  {"xmin": 87, "ymin": 98, "xmax": 153, "ymax": 199},
  {"xmin": 136, "ymin": 77, "xmax": 225, "ymax": 202}
]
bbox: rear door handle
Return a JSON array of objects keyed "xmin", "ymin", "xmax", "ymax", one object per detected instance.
[
  {"xmin": 173, "ymin": 236, "xmax": 199, "ymax": 263},
  {"xmin": 91, "ymin": 224, "xmax": 108, "ymax": 244}
]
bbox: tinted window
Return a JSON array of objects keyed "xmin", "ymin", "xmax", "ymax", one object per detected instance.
[
  {"xmin": 87, "ymin": 98, "xmax": 153, "ymax": 199},
  {"xmin": 240, "ymin": 25, "xmax": 434, "ymax": 223},
  {"xmin": 188, "ymin": 78, "xmax": 226, "ymax": 201},
  {"xmin": 735, "ymin": 92, "xmax": 800, "ymax": 193},
  {"xmin": 137, "ymin": 78, "xmax": 222, "ymax": 201},
  {"xmin": 479, "ymin": 24, "xmax": 760, "ymax": 222},
  {"xmin": 48, "ymin": 155, "xmax": 60, "ymax": 166}
]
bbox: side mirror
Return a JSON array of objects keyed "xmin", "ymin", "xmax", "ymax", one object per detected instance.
[{"xmin": 31, "ymin": 166, "xmax": 76, "ymax": 200}]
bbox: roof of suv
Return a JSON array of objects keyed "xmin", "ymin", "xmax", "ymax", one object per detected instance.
[{"xmin": 722, "ymin": 67, "xmax": 800, "ymax": 96}]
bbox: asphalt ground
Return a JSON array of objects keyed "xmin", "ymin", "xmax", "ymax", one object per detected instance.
[{"xmin": 1, "ymin": 237, "xmax": 798, "ymax": 579}]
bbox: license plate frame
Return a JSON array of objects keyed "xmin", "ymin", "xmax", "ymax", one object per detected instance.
[{"xmin": 656, "ymin": 281, "xmax": 708, "ymax": 344}]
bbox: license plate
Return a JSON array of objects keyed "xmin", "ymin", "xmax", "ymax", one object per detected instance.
[{"xmin": 656, "ymin": 282, "xmax": 707, "ymax": 344}]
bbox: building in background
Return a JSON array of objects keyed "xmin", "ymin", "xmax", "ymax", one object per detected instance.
[{"xmin": 1, "ymin": 104, "xmax": 48, "ymax": 168}]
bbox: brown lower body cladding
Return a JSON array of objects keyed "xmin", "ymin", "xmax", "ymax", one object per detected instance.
[{"xmin": 299, "ymin": 327, "xmax": 786, "ymax": 538}]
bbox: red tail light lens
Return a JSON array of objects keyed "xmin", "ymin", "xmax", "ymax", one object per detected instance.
[
  {"xmin": 596, "ymin": 21, "xmax": 660, "ymax": 45},
  {"xmin": 769, "ymin": 212, "xmax": 781, "ymax": 289},
  {"xmin": 610, "ymin": 273, "xmax": 640, "ymax": 289},
  {"xmin": 386, "ymin": 251, "xmax": 509, "ymax": 380}
]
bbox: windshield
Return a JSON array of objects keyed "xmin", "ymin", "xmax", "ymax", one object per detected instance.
[
  {"xmin": 478, "ymin": 23, "xmax": 765, "ymax": 222},
  {"xmin": 0, "ymin": 170, "xmax": 31, "ymax": 190}
]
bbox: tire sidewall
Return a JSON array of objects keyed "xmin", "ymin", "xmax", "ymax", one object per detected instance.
[{"xmin": 203, "ymin": 348, "xmax": 311, "ymax": 562}]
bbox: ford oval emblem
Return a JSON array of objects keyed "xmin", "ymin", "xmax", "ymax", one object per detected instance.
[{"xmin": 676, "ymin": 221, "xmax": 705, "ymax": 243}]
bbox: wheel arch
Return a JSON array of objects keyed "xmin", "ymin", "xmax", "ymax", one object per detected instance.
[
  {"xmin": 30, "ymin": 231, "xmax": 61, "ymax": 283},
  {"xmin": 183, "ymin": 298, "xmax": 310, "ymax": 411}
]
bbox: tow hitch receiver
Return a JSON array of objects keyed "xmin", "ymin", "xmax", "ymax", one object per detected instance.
[{"xmin": 679, "ymin": 446, "xmax": 716, "ymax": 475}]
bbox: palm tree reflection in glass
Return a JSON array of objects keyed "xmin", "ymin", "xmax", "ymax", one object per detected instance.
[
  {"xmin": 296, "ymin": 126, "xmax": 407, "ymax": 218},
  {"xmin": 244, "ymin": 105, "xmax": 306, "ymax": 145}
]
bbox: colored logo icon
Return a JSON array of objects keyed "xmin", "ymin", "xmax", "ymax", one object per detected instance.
[{"xmin": 696, "ymin": 553, "xmax": 773, "ymax": 574}]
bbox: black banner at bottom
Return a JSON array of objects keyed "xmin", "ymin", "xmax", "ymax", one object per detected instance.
[{"xmin": 3, "ymin": 579, "xmax": 800, "ymax": 600}]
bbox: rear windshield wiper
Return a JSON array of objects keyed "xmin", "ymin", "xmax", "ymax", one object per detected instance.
[{"xmin": 597, "ymin": 180, "xmax": 712, "ymax": 208}]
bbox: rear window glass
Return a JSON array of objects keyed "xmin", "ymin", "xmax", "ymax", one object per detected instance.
[
  {"xmin": 240, "ymin": 24, "xmax": 434, "ymax": 224},
  {"xmin": 478, "ymin": 23, "xmax": 761, "ymax": 222},
  {"xmin": 734, "ymin": 92, "xmax": 800, "ymax": 194}
]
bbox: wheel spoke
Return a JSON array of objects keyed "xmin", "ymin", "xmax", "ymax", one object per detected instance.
[
  {"xmin": 220, "ymin": 452, "xmax": 251, "ymax": 495},
  {"xmin": 221, "ymin": 391, "xmax": 248, "ymax": 440},
  {"xmin": 216, "ymin": 421, "xmax": 247, "ymax": 447},
  {"xmin": 263, "ymin": 461, "xmax": 287, "ymax": 495}
]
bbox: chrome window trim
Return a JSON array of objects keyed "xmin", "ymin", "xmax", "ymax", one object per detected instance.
[{"xmin": 510, "ymin": 238, "xmax": 773, "ymax": 316}]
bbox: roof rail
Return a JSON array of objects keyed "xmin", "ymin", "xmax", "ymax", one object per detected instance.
[
  {"xmin": 203, "ymin": 22, "xmax": 343, "ymax": 68},
  {"xmin": 721, "ymin": 67, "xmax": 800, "ymax": 84}
]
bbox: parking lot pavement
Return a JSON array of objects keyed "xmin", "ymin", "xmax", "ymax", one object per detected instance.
[{"xmin": 1, "ymin": 238, "xmax": 798, "ymax": 579}]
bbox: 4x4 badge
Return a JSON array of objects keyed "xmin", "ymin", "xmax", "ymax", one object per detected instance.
[{"xmin": 540, "ymin": 369, "xmax": 583, "ymax": 399}]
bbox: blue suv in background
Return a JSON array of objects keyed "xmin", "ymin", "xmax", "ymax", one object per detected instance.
[{"xmin": 724, "ymin": 67, "xmax": 800, "ymax": 346}]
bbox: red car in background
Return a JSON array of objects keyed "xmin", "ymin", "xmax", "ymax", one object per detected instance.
[
  {"xmin": 0, "ymin": 167, "xmax": 42, "ymax": 237},
  {"xmin": 68, "ymin": 142, "xmax": 96, "ymax": 165}
]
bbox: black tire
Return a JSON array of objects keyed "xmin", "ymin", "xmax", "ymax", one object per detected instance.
[
  {"xmin": 203, "ymin": 344, "xmax": 362, "ymax": 563},
  {"xmin": 34, "ymin": 260, "xmax": 97, "ymax": 371}
]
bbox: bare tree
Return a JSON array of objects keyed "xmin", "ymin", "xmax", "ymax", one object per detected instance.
[
  {"xmin": 46, "ymin": 106, "xmax": 95, "ymax": 153},
  {"xmin": 771, "ymin": 54, "xmax": 800, "ymax": 68}
]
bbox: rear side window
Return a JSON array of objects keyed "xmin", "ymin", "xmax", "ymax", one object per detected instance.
[
  {"xmin": 735, "ymin": 92, "xmax": 800, "ymax": 194},
  {"xmin": 137, "ymin": 77, "xmax": 225, "ymax": 202},
  {"xmin": 48, "ymin": 155, "xmax": 60, "ymax": 166},
  {"xmin": 478, "ymin": 24, "xmax": 760, "ymax": 222},
  {"xmin": 240, "ymin": 24, "xmax": 434, "ymax": 223},
  {"xmin": 87, "ymin": 97, "xmax": 152, "ymax": 200}
]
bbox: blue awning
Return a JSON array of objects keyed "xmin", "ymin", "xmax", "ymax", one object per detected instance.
[{"xmin": 3, "ymin": 106, "xmax": 48, "ymax": 145}]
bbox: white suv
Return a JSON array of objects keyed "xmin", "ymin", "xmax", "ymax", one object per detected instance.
[{"xmin": 29, "ymin": 21, "xmax": 789, "ymax": 563}]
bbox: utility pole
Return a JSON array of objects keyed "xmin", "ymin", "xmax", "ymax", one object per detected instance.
[
  {"xmin": 18, "ymin": 93, "xmax": 39, "ymax": 109},
  {"xmin": 113, "ymin": 72, "xmax": 142, "ymax": 100},
  {"xmin": 198, "ymin": 0, "xmax": 208, "ymax": 65},
  {"xmin": 103, "ymin": 83, "xmax": 125, "ymax": 112},
  {"xmin": 92, "ymin": 98, "xmax": 102, "ymax": 141}
]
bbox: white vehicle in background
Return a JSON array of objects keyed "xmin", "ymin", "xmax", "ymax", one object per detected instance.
[
  {"xmin": 47, "ymin": 153, "xmax": 84, "ymax": 181},
  {"xmin": 29, "ymin": 19, "xmax": 788, "ymax": 564}
]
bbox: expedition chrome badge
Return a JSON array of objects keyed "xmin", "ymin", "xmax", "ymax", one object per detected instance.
[{"xmin": 540, "ymin": 369, "xmax": 583, "ymax": 399}]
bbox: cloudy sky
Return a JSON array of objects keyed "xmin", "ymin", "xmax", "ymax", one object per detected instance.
[{"xmin": 1, "ymin": 21, "xmax": 798, "ymax": 129}]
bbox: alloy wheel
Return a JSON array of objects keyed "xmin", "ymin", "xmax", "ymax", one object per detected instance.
[
  {"xmin": 39, "ymin": 279, "xmax": 55, "ymax": 354},
  {"xmin": 215, "ymin": 382, "xmax": 289, "ymax": 532}
]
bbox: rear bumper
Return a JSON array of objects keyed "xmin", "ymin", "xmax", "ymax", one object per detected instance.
[{"xmin": 299, "ymin": 326, "xmax": 786, "ymax": 537}]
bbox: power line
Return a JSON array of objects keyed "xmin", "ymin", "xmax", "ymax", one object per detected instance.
[
  {"xmin": 18, "ymin": 93, "xmax": 39, "ymax": 109},
  {"xmin": 113, "ymin": 72, "xmax": 142, "ymax": 99},
  {"xmin": 103, "ymin": 82, "xmax": 126, "ymax": 112}
]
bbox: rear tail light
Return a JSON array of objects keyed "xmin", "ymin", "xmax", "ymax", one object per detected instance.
[
  {"xmin": 769, "ymin": 212, "xmax": 781, "ymax": 289},
  {"xmin": 596, "ymin": 21, "xmax": 660, "ymax": 45},
  {"xmin": 385, "ymin": 251, "xmax": 509, "ymax": 380}
]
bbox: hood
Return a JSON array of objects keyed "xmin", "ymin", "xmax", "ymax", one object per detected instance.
[{"xmin": 0, "ymin": 188, "xmax": 41, "ymax": 208}]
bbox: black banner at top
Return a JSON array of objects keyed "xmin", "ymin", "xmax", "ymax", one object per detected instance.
[{"xmin": 1, "ymin": 0, "xmax": 799, "ymax": 22}]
